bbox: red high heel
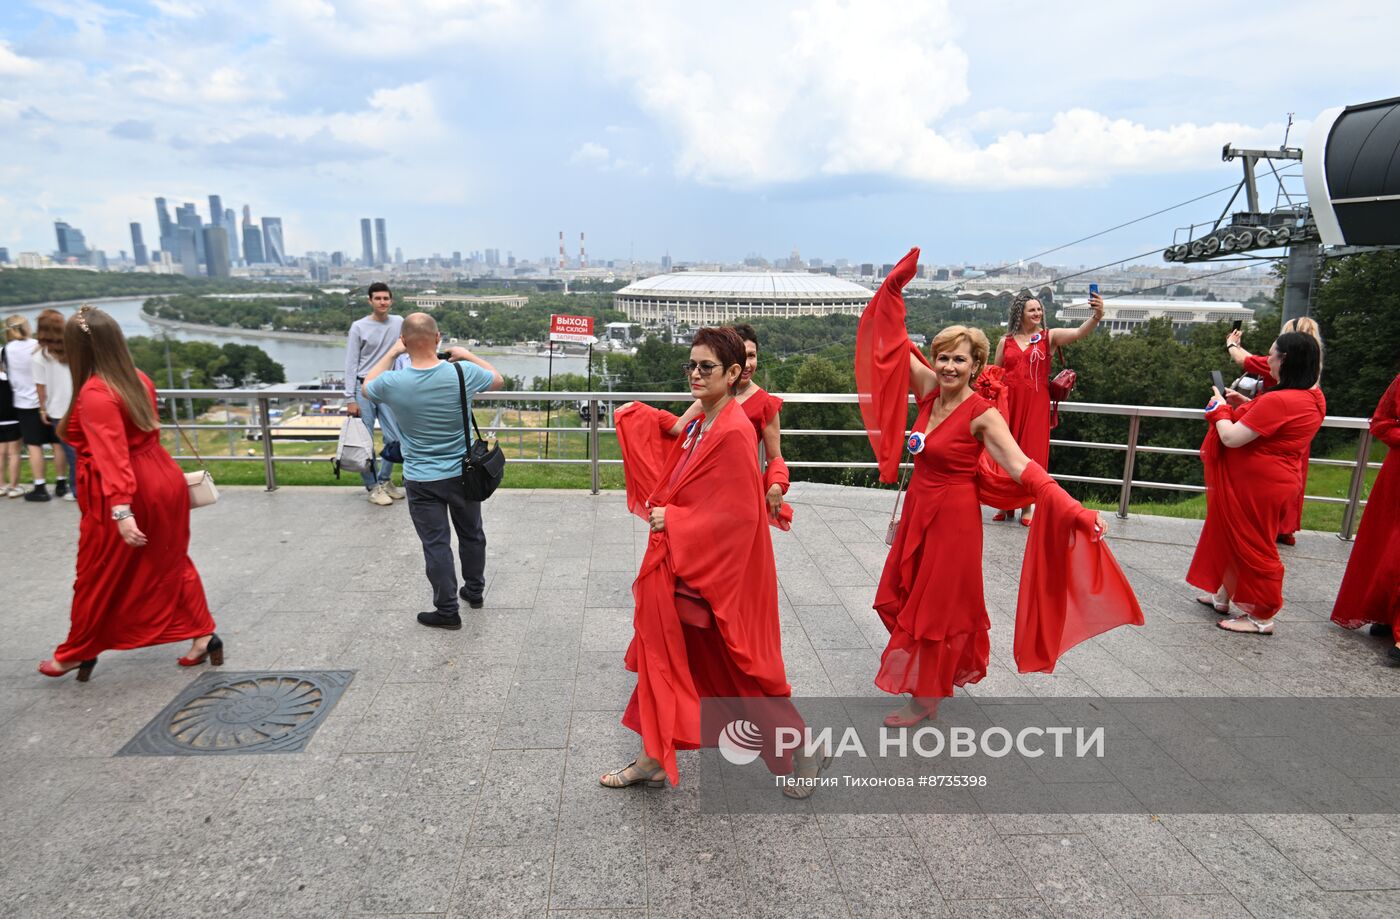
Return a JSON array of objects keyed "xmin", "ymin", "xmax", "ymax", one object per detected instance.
[
  {"xmin": 38, "ymin": 658, "xmax": 98, "ymax": 682},
  {"xmin": 991, "ymin": 511, "xmax": 1007, "ymax": 522},
  {"xmin": 178, "ymin": 634, "xmax": 223, "ymax": 667}
]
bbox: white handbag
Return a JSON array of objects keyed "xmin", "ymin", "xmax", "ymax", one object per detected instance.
[{"xmin": 169, "ymin": 404, "xmax": 219, "ymax": 509}]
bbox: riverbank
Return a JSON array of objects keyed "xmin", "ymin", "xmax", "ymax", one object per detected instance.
[
  {"xmin": 2, "ymin": 293, "xmax": 171, "ymax": 311},
  {"xmin": 142, "ymin": 309, "xmax": 349, "ymax": 344}
]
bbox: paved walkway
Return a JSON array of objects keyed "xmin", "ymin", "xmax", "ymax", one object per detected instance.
[{"xmin": 2, "ymin": 484, "xmax": 1398, "ymax": 919}]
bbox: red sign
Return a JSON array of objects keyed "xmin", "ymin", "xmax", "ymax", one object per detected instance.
[{"xmin": 549, "ymin": 313, "xmax": 596, "ymax": 344}]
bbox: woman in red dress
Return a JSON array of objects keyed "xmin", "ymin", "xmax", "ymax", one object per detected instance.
[
  {"xmin": 37, "ymin": 307, "xmax": 220, "ymax": 681},
  {"xmin": 858, "ymin": 250, "xmax": 1142, "ymax": 727},
  {"xmin": 1330, "ymin": 370, "xmax": 1400, "ymax": 662},
  {"xmin": 992, "ymin": 288, "xmax": 1103, "ymax": 524},
  {"xmin": 1225, "ymin": 317, "xmax": 1324, "ymax": 544},
  {"xmin": 667, "ymin": 323, "xmax": 789, "ymax": 522},
  {"xmin": 603, "ymin": 327, "xmax": 815, "ymax": 792},
  {"xmin": 1188, "ymin": 332, "xmax": 1325, "ymax": 635}
]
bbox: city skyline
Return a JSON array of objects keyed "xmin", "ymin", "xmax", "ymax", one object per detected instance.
[{"xmin": 1, "ymin": 2, "xmax": 1396, "ymax": 267}]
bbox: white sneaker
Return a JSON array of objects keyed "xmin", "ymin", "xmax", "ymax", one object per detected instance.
[
  {"xmin": 384, "ymin": 483, "xmax": 405, "ymax": 500},
  {"xmin": 62, "ymin": 491, "xmax": 77, "ymax": 502},
  {"xmin": 5, "ymin": 485, "xmax": 24, "ymax": 498},
  {"xmin": 367, "ymin": 484, "xmax": 393, "ymax": 506}
]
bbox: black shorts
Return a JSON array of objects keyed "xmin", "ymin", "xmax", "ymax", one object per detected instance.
[
  {"xmin": 15, "ymin": 407, "xmax": 54, "ymax": 446},
  {"xmin": 0, "ymin": 421, "xmax": 17, "ymax": 443}
]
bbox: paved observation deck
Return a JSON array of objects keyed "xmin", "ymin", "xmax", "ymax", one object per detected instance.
[{"xmin": 2, "ymin": 485, "xmax": 1398, "ymax": 919}]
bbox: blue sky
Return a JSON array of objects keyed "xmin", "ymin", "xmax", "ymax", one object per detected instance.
[{"xmin": 1, "ymin": 0, "xmax": 1395, "ymax": 268}]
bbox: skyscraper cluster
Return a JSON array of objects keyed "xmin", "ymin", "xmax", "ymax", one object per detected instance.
[
  {"xmin": 146, "ymin": 195, "xmax": 286, "ymax": 278},
  {"xmin": 358, "ymin": 217, "xmax": 390, "ymax": 267}
]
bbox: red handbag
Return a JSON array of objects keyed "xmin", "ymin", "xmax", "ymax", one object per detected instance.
[{"xmin": 1048, "ymin": 347, "xmax": 1076, "ymax": 428}]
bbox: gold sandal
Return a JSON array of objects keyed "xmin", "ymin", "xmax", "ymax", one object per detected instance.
[
  {"xmin": 599, "ymin": 760, "xmax": 667, "ymax": 789},
  {"xmin": 782, "ymin": 752, "xmax": 834, "ymax": 800}
]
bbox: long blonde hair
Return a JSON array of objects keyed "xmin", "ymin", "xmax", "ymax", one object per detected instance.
[
  {"xmin": 1282, "ymin": 317, "xmax": 1324, "ymax": 373},
  {"xmin": 57, "ymin": 306, "xmax": 159, "ymax": 439}
]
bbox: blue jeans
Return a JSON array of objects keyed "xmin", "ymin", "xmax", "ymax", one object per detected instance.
[
  {"xmin": 58, "ymin": 439, "xmax": 76, "ymax": 476},
  {"xmin": 354, "ymin": 384, "xmax": 400, "ymax": 489}
]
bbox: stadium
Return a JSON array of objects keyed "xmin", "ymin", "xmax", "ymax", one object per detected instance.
[{"xmin": 613, "ymin": 272, "xmax": 873, "ymax": 325}]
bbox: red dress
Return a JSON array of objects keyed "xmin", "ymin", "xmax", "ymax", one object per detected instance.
[
  {"xmin": 1186, "ymin": 388, "xmax": 1326, "ymax": 618},
  {"xmin": 740, "ymin": 386, "xmax": 792, "ymax": 501},
  {"xmin": 54, "ymin": 374, "xmax": 214, "ymax": 662},
  {"xmin": 858, "ymin": 248, "xmax": 1143, "ymax": 681},
  {"xmin": 1241, "ymin": 354, "xmax": 1310, "ymax": 534},
  {"xmin": 1331, "ymin": 373, "xmax": 1400, "ymax": 630},
  {"xmin": 615, "ymin": 399, "xmax": 795, "ymax": 784},
  {"xmin": 874, "ymin": 395, "xmax": 994, "ymax": 696},
  {"xmin": 1000, "ymin": 333, "xmax": 1052, "ymax": 468}
]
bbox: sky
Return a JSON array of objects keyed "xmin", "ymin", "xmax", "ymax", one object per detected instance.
[{"xmin": 1, "ymin": 0, "xmax": 1396, "ymax": 269}]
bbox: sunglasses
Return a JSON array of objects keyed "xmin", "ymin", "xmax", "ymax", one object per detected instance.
[{"xmin": 682, "ymin": 360, "xmax": 724, "ymax": 378}]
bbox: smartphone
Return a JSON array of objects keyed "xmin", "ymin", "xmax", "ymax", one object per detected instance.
[
  {"xmin": 1088, "ymin": 283, "xmax": 1099, "ymax": 298},
  {"xmin": 1231, "ymin": 319, "xmax": 1242, "ymax": 332},
  {"xmin": 437, "ymin": 350, "xmax": 451, "ymax": 360},
  {"xmin": 1210, "ymin": 370, "xmax": 1226, "ymax": 394}
]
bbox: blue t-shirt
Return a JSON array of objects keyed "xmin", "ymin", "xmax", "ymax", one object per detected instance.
[{"xmin": 362, "ymin": 360, "xmax": 495, "ymax": 482}]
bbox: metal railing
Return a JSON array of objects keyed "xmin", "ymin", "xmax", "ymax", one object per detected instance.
[{"xmin": 156, "ymin": 388, "xmax": 1381, "ymax": 540}]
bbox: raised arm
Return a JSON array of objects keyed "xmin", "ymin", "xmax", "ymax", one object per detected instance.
[
  {"xmin": 1225, "ymin": 329, "xmax": 1250, "ymax": 368},
  {"xmin": 1206, "ymin": 387, "xmax": 1262, "ymax": 448},
  {"xmin": 1048, "ymin": 292, "xmax": 1104, "ymax": 348},
  {"xmin": 448, "ymin": 346, "xmax": 506, "ymax": 391},
  {"xmin": 909, "ymin": 351, "xmax": 938, "ymax": 402}
]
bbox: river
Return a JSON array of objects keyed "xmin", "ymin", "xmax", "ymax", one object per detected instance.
[{"xmin": 5, "ymin": 298, "xmax": 590, "ymax": 386}]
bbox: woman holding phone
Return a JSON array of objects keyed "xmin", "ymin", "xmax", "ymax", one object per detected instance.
[
  {"xmin": 993, "ymin": 287, "xmax": 1103, "ymax": 524},
  {"xmin": 1188, "ymin": 332, "xmax": 1325, "ymax": 634},
  {"xmin": 1224, "ymin": 317, "xmax": 1324, "ymax": 544}
]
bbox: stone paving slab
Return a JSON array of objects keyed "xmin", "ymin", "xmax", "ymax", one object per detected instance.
[{"xmin": 2, "ymin": 483, "xmax": 1398, "ymax": 919}]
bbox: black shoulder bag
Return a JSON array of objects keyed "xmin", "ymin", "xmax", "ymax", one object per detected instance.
[{"xmin": 456, "ymin": 362, "xmax": 505, "ymax": 501}]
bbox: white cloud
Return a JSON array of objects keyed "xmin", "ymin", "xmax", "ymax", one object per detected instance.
[
  {"xmin": 571, "ymin": 141, "xmax": 610, "ymax": 166},
  {"xmin": 0, "ymin": 40, "xmax": 40, "ymax": 76}
]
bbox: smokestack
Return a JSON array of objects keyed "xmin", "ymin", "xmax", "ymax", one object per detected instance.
[
  {"xmin": 579, "ymin": 232, "xmax": 587, "ymax": 269},
  {"xmin": 559, "ymin": 230, "xmax": 566, "ymax": 269}
]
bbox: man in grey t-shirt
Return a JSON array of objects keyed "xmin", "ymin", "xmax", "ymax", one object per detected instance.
[{"xmin": 345, "ymin": 282, "xmax": 404, "ymax": 505}]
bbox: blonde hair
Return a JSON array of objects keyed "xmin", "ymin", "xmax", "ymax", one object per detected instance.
[
  {"xmin": 4, "ymin": 315, "xmax": 31, "ymax": 341},
  {"xmin": 1281, "ymin": 317, "xmax": 1324, "ymax": 374},
  {"xmin": 929, "ymin": 325, "xmax": 990, "ymax": 374}
]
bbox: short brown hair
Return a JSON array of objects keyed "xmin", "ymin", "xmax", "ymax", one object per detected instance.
[
  {"xmin": 691, "ymin": 326, "xmax": 745, "ymax": 377},
  {"xmin": 731, "ymin": 323, "xmax": 758, "ymax": 346},
  {"xmin": 36, "ymin": 309, "xmax": 66, "ymax": 361},
  {"xmin": 930, "ymin": 325, "xmax": 990, "ymax": 371}
]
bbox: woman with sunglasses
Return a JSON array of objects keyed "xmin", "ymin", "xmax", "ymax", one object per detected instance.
[
  {"xmin": 992, "ymin": 288, "xmax": 1102, "ymax": 524},
  {"xmin": 663, "ymin": 323, "xmax": 790, "ymax": 525},
  {"xmin": 858, "ymin": 250, "xmax": 1141, "ymax": 726},
  {"xmin": 605, "ymin": 327, "xmax": 817, "ymax": 793}
]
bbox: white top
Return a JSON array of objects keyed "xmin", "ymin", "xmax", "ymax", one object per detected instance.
[
  {"xmin": 2, "ymin": 339, "xmax": 40, "ymax": 409},
  {"xmin": 31, "ymin": 348, "xmax": 72, "ymax": 417}
]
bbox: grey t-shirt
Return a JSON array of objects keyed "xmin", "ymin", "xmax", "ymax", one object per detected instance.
[{"xmin": 345, "ymin": 314, "xmax": 404, "ymax": 396}]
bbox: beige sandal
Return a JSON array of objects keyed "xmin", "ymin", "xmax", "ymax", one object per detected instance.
[
  {"xmin": 1217, "ymin": 615, "xmax": 1274, "ymax": 636},
  {"xmin": 599, "ymin": 760, "xmax": 666, "ymax": 789},
  {"xmin": 782, "ymin": 752, "xmax": 834, "ymax": 800}
]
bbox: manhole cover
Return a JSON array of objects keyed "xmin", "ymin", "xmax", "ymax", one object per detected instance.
[{"xmin": 118, "ymin": 670, "xmax": 354, "ymax": 757}]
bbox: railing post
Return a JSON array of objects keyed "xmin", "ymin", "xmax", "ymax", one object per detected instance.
[
  {"xmin": 589, "ymin": 398, "xmax": 600, "ymax": 495},
  {"xmin": 1338, "ymin": 428, "xmax": 1372, "ymax": 541},
  {"xmin": 259, "ymin": 397, "xmax": 277, "ymax": 491},
  {"xmin": 1117, "ymin": 413, "xmax": 1141, "ymax": 519}
]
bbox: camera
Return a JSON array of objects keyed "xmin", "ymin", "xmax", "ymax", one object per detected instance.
[
  {"xmin": 1231, "ymin": 374, "xmax": 1264, "ymax": 398},
  {"xmin": 437, "ymin": 351, "xmax": 451, "ymax": 360}
]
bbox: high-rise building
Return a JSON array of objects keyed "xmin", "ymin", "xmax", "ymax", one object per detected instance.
[
  {"xmin": 394, "ymin": 246, "xmax": 402, "ymax": 264},
  {"xmin": 54, "ymin": 220, "xmax": 89, "ymax": 259},
  {"xmin": 224, "ymin": 208, "xmax": 239, "ymax": 263},
  {"xmin": 130, "ymin": 222, "xmax": 148, "ymax": 266},
  {"xmin": 261, "ymin": 217, "xmax": 285, "ymax": 266},
  {"xmin": 0, "ymin": 247, "xmax": 9, "ymax": 264},
  {"xmin": 374, "ymin": 218, "xmax": 388, "ymax": 266},
  {"xmin": 202, "ymin": 226, "xmax": 231, "ymax": 278},
  {"xmin": 242, "ymin": 224, "xmax": 265, "ymax": 264},
  {"xmin": 155, "ymin": 197, "xmax": 174, "ymax": 257},
  {"xmin": 176, "ymin": 227, "xmax": 200, "ymax": 277},
  {"xmin": 331, "ymin": 251, "xmax": 344, "ymax": 268},
  {"xmin": 360, "ymin": 218, "xmax": 374, "ymax": 266},
  {"xmin": 176, "ymin": 203, "xmax": 204, "ymax": 263}
]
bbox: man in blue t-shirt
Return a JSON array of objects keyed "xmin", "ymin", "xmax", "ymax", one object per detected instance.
[{"xmin": 362, "ymin": 312, "xmax": 504, "ymax": 629}]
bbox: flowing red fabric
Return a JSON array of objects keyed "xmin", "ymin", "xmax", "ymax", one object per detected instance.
[
  {"xmin": 53, "ymin": 374, "xmax": 214, "ymax": 662},
  {"xmin": 1332, "ymin": 373, "xmax": 1400, "ymax": 630},
  {"xmin": 856, "ymin": 247, "xmax": 922, "ymax": 483},
  {"xmin": 1000, "ymin": 333, "xmax": 1052, "ymax": 468},
  {"xmin": 614, "ymin": 401, "xmax": 791, "ymax": 784},
  {"xmin": 1187, "ymin": 389, "xmax": 1326, "ymax": 618},
  {"xmin": 857, "ymin": 252, "xmax": 1143, "ymax": 681}
]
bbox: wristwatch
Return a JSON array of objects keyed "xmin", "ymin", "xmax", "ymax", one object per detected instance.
[{"xmin": 111, "ymin": 508, "xmax": 133, "ymax": 521}]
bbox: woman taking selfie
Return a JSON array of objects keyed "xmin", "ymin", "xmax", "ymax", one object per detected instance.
[
  {"xmin": 38, "ymin": 307, "xmax": 220, "ymax": 682},
  {"xmin": 1188, "ymin": 332, "xmax": 1325, "ymax": 635},
  {"xmin": 992, "ymin": 288, "xmax": 1102, "ymax": 524}
]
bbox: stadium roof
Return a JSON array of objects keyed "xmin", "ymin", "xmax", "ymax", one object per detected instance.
[{"xmin": 618, "ymin": 272, "xmax": 872, "ymax": 298}]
